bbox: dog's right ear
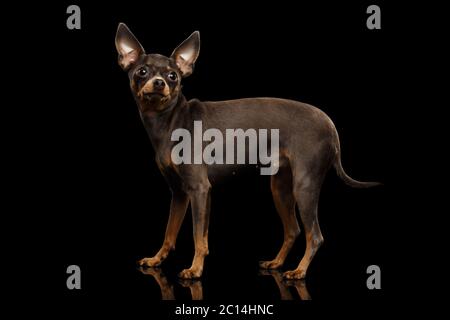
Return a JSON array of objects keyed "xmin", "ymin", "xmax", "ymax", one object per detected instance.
[{"xmin": 115, "ymin": 23, "xmax": 145, "ymax": 71}]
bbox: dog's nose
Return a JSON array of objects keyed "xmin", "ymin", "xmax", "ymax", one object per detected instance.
[{"xmin": 153, "ymin": 78, "xmax": 165, "ymax": 90}]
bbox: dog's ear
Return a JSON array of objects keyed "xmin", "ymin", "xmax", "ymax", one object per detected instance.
[
  {"xmin": 171, "ymin": 31, "xmax": 200, "ymax": 77},
  {"xmin": 115, "ymin": 23, "xmax": 145, "ymax": 71}
]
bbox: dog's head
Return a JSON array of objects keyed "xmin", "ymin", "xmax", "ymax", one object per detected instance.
[{"xmin": 115, "ymin": 23, "xmax": 200, "ymax": 114}]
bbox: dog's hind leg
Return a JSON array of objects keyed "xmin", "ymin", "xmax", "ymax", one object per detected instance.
[
  {"xmin": 284, "ymin": 169, "xmax": 324, "ymax": 279},
  {"xmin": 260, "ymin": 161, "xmax": 300, "ymax": 269}
]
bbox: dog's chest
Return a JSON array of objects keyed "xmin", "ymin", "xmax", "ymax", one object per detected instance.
[{"xmin": 155, "ymin": 145, "xmax": 178, "ymax": 174}]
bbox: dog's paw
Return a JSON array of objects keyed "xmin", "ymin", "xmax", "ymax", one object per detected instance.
[
  {"xmin": 259, "ymin": 260, "xmax": 283, "ymax": 269},
  {"xmin": 178, "ymin": 268, "xmax": 202, "ymax": 279},
  {"xmin": 138, "ymin": 257, "xmax": 162, "ymax": 268},
  {"xmin": 283, "ymin": 269, "xmax": 306, "ymax": 280}
]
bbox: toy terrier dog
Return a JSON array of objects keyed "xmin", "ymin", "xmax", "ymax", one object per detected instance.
[{"xmin": 115, "ymin": 23, "xmax": 380, "ymax": 279}]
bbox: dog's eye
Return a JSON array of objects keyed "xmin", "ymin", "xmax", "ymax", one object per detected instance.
[
  {"xmin": 168, "ymin": 71, "xmax": 178, "ymax": 81},
  {"xmin": 136, "ymin": 68, "xmax": 148, "ymax": 77}
]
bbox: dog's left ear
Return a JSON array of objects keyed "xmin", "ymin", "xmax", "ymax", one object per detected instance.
[{"xmin": 171, "ymin": 31, "xmax": 200, "ymax": 77}]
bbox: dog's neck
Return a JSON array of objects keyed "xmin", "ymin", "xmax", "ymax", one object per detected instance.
[{"xmin": 140, "ymin": 93, "xmax": 187, "ymax": 151}]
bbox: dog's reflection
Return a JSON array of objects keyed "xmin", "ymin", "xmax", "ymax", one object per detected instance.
[
  {"xmin": 138, "ymin": 267, "xmax": 203, "ymax": 300},
  {"xmin": 259, "ymin": 270, "xmax": 311, "ymax": 300},
  {"xmin": 138, "ymin": 268, "xmax": 310, "ymax": 300},
  {"xmin": 178, "ymin": 279, "xmax": 204, "ymax": 300},
  {"xmin": 138, "ymin": 267, "xmax": 176, "ymax": 300}
]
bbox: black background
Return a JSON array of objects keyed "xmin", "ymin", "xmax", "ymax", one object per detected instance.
[{"xmin": 12, "ymin": 0, "xmax": 420, "ymax": 317}]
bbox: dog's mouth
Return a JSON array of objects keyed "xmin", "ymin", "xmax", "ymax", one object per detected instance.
[
  {"xmin": 143, "ymin": 92, "xmax": 167, "ymax": 101},
  {"xmin": 140, "ymin": 92, "xmax": 171, "ymax": 113}
]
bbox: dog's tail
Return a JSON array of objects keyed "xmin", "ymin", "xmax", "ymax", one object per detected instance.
[
  {"xmin": 334, "ymin": 153, "xmax": 382, "ymax": 188},
  {"xmin": 332, "ymin": 130, "xmax": 382, "ymax": 189}
]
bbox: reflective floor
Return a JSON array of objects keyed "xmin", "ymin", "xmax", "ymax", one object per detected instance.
[{"xmin": 138, "ymin": 267, "xmax": 311, "ymax": 301}]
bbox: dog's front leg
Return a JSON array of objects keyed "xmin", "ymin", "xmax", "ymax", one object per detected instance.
[
  {"xmin": 178, "ymin": 183, "xmax": 211, "ymax": 279},
  {"xmin": 139, "ymin": 190, "xmax": 189, "ymax": 267}
]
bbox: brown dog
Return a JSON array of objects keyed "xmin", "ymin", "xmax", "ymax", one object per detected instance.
[{"xmin": 115, "ymin": 23, "xmax": 380, "ymax": 279}]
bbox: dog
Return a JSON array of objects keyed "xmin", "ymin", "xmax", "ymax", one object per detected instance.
[{"xmin": 115, "ymin": 23, "xmax": 381, "ymax": 279}]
